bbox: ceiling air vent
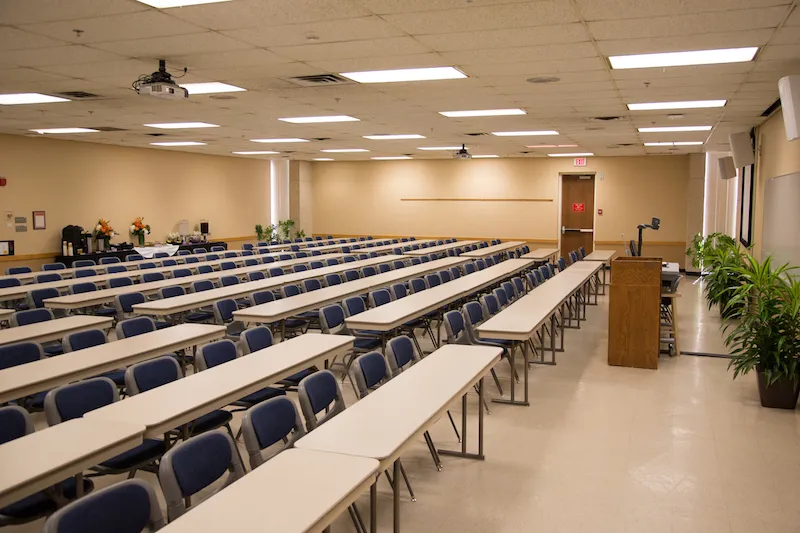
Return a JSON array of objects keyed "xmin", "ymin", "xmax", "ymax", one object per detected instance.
[
  {"xmin": 465, "ymin": 132, "xmax": 489, "ymax": 136},
  {"xmin": 90, "ymin": 127, "xmax": 127, "ymax": 132},
  {"xmin": 310, "ymin": 137, "xmax": 331, "ymax": 141},
  {"xmin": 527, "ymin": 76, "xmax": 560, "ymax": 84},
  {"xmin": 287, "ymin": 74, "xmax": 351, "ymax": 87},
  {"xmin": 56, "ymin": 91, "xmax": 103, "ymax": 99},
  {"xmin": 145, "ymin": 133, "xmax": 166, "ymax": 137},
  {"xmin": 588, "ymin": 116, "xmax": 624, "ymax": 122}
]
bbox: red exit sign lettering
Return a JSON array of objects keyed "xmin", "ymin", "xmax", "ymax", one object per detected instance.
[
  {"xmin": 573, "ymin": 157, "xmax": 587, "ymax": 167},
  {"xmin": 573, "ymin": 203, "xmax": 585, "ymax": 212}
]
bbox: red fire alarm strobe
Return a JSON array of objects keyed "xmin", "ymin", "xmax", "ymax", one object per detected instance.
[{"xmin": 0, "ymin": 177, "xmax": 6, "ymax": 186}]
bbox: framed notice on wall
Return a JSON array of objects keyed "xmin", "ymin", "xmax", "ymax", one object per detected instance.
[
  {"xmin": 32, "ymin": 211, "xmax": 46, "ymax": 230},
  {"xmin": 739, "ymin": 164, "xmax": 754, "ymax": 248}
]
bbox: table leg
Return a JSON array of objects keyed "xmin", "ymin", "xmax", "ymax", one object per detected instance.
[
  {"xmin": 393, "ymin": 460, "xmax": 400, "ymax": 533},
  {"xmin": 371, "ymin": 479, "xmax": 378, "ymax": 533},
  {"xmin": 439, "ymin": 379, "xmax": 487, "ymax": 460},
  {"xmin": 75, "ymin": 472, "xmax": 84, "ymax": 498},
  {"xmin": 673, "ymin": 297, "xmax": 681, "ymax": 356}
]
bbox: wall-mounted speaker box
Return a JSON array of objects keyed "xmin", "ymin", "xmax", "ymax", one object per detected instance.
[
  {"xmin": 719, "ymin": 156, "xmax": 736, "ymax": 180},
  {"xmin": 729, "ymin": 132, "xmax": 755, "ymax": 168},
  {"xmin": 200, "ymin": 222, "xmax": 209, "ymax": 234},
  {"xmin": 778, "ymin": 75, "xmax": 800, "ymax": 141}
]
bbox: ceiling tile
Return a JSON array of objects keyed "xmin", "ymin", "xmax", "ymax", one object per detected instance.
[
  {"xmin": 0, "ymin": 45, "xmax": 123, "ymax": 68},
  {"xmin": 90, "ymin": 32, "xmax": 253, "ymax": 58},
  {"xmin": 0, "ymin": 27, "xmax": 70, "ymax": 51},
  {"xmin": 595, "ymin": 29, "xmax": 776, "ymax": 56},
  {"xmin": 0, "ymin": 0, "xmax": 148, "ymax": 25},
  {"xmin": 416, "ymin": 24, "xmax": 590, "ymax": 52},
  {"xmin": 305, "ymin": 53, "xmax": 447, "ymax": 74},
  {"xmin": 354, "ymin": 0, "xmax": 535, "ymax": 14},
  {"xmin": 759, "ymin": 44, "xmax": 800, "ymax": 60},
  {"xmin": 168, "ymin": 49, "xmax": 294, "ymax": 71},
  {"xmin": 462, "ymin": 57, "xmax": 607, "ymax": 77},
  {"xmin": 772, "ymin": 26, "xmax": 800, "ymax": 45},
  {"xmin": 439, "ymin": 42, "xmax": 598, "ymax": 64},
  {"xmin": 271, "ymin": 37, "xmax": 430, "ymax": 62},
  {"xmin": 576, "ymin": 0, "xmax": 792, "ymax": 21},
  {"xmin": 222, "ymin": 16, "xmax": 405, "ymax": 48}
]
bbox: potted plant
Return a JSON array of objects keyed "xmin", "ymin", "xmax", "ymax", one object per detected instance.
[
  {"xmin": 93, "ymin": 218, "xmax": 115, "ymax": 250},
  {"xmin": 255, "ymin": 224, "xmax": 265, "ymax": 241},
  {"xmin": 130, "ymin": 217, "xmax": 151, "ymax": 246},
  {"xmin": 724, "ymin": 255, "xmax": 800, "ymax": 409},
  {"xmin": 703, "ymin": 242, "xmax": 747, "ymax": 318},
  {"xmin": 296, "ymin": 229, "xmax": 306, "ymax": 240},
  {"xmin": 686, "ymin": 232, "xmax": 736, "ymax": 272},
  {"xmin": 264, "ymin": 224, "xmax": 276, "ymax": 244},
  {"xmin": 278, "ymin": 219, "xmax": 295, "ymax": 241}
]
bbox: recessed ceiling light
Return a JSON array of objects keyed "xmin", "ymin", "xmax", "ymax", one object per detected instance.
[
  {"xmin": 417, "ymin": 146, "xmax": 464, "ymax": 151},
  {"xmin": 371, "ymin": 156, "xmax": 412, "ymax": 160},
  {"xmin": 627, "ymin": 100, "xmax": 727, "ymax": 111},
  {"xmin": 547, "ymin": 152, "xmax": 594, "ymax": 157},
  {"xmin": 340, "ymin": 66, "xmax": 467, "ymax": 84},
  {"xmin": 472, "ymin": 155, "xmax": 499, "ymax": 158},
  {"xmin": 30, "ymin": 128, "xmax": 99, "ymax": 134},
  {"xmin": 279, "ymin": 115, "xmax": 359, "ymax": 124},
  {"xmin": 251, "ymin": 138, "xmax": 309, "ymax": 143},
  {"xmin": 363, "ymin": 134, "xmax": 426, "ymax": 140},
  {"xmin": 439, "ymin": 109, "xmax": 526, "ymax": 118},
  {"xmin": 144, "ymin": 122, "xmax": 219, "ymax": 129},
  {"xmin": 321, "ymin": 149, "xmax": 370, "ymax": 153},
  {"xmin": 150, "ymin": 141, "xmax": 207, "ymax": 146},
  {"xmin": 179, "ymin": 82, "xmax": 246, "ymax": 95},
  {"xmin": 526, "ymin": 144, "xmax": 578, "ymax": 148},
  {"xmin": 232, "ymin": 151, "xmax": 280, "ymax": 155},
  {"xmin": 638, "ymin": 126, "xmax": 712, "ymax": 132},
  {"xmin": 609, "ymin": 47, "xmax": 758, "ymax": 70},
  {"xmin": 491, "ymin": 130, "xmax": 558, "ymax": 137},
  {"xmin": 1, "ymin": 93, "xmax": 70, "ymax": 105},
  {"xmin": 136, "ymin": 0, "xmax": 232, "ymax": 8},
  {"xmin": 644, "ymin": 142, "xmax": 704, "ymax": 146},
  {"xmin": 313, "ymin": 158, "xmax": 334, "ymax": 161}
]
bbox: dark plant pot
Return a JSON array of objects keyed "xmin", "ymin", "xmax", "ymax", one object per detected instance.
[{"xmin": 756, "ymin": 371, "xmax": 800, "ymax": 409}]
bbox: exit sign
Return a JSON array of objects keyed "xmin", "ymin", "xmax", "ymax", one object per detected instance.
[{"xmin": 574, "ymin": 157, "xmax": 587, "ymax": 167}]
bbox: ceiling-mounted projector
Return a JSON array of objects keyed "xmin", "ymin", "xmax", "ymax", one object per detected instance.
[
  {"xmin": 453, "ymin": 144, "xmax": 472, "ymax": 159},
  {"xmin": 133, "ymin": 59, "xmax": 188, "ymax": 100}
]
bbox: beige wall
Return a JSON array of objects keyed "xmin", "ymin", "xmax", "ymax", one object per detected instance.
[
  {"xmin": 754, "ymin": 109, "xmax": 800, "ymax": 257},
  {"xmin": 310, "ymin": 155, "xmax": 690, "ymax": 263},
  {"xmin": 0, "ymin": 134, "xmax": 269, "ymax": 268}
]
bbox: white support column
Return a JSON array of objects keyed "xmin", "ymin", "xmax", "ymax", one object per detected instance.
[{"xmin": 270, "ymin": 159, "xmax": 289, "ymax": 227}]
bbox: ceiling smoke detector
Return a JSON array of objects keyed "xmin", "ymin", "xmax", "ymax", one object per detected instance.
[{"xmin": 526, "ymin": 76, "xmax": 560, "ymax": 84}]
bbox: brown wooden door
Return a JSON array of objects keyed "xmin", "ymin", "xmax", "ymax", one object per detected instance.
[{"xmin": 561, "ymin": 174, "xmax": 595, "ymax": 256}]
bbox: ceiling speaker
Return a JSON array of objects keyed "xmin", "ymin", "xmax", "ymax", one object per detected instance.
[
  {"xmin": 718, "ymin": 156, "xmax": 736, "ymax": 180},
  {"xmin": 778, "ymin": 76, "xmax": 800, "ymax": 141},
  {"xmin": 729, "ymin": 132, "xmax": 754, "ymax": 168}
]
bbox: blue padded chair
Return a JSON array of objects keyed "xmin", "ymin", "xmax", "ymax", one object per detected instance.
[
  {"xmin": 248, "ymin": 271, "xmax": 265, "ymax": 282},
  {"xmin": 425, "ymin": 273, "xmax": 442, "ymax": 288},
  {"xmin": 409, "ymin": 257, "xmax": 421, "ymax": 265},
  {"xmin": 278, "ymin": 254, "xmax": 292, "ymax": 261},
  {"xmin": 183, "ymin": 256, "xmax": 199, "ymax": 264},
  {"xmin": 113, "ymin": 292, "xmax": 147, "ymax": 322},
  {"xmin": 251, "ymin": 290, "xmax": 275, "ymax": 305},
  {"xmin": 358, "ymin": 254, "xmax": 369, "ymax": 261},
  {"xmin": 42, "ymin": 263, "xmax": 66, "ymax": 271},
  {"xmin": 242, "ymin": 244, "xmax": 254, "ymax": 251},
  {"xmin": 343, "ymin": 256, "xmax": 355, "ymax": 263},
  {"xmin": 159, "ymin": 286, "xmax": 213, "ymax": 323},
  {"xmin": 557, "ymin": 257, "xmax": 567, "ymax": 272},
  {"xmin": 0, "ymin": 278, "xmax": 20, "ymax": 289},
  {"xmin": 162, "ymin": 259, "xmax": 178, "ymax": 267},
  {"xmin": 74, "ymin": 269, "xmax": 96, "ymax": 279},
  {"xmin": 578, "ymin": 246, "xmax": 586, "ymax": 259},
  {"xmin": 343, "ymin": 270, "xmax": 360, "ymax": 282},
  {"xmin": 310, "ymin": 261, "xmax": 324, "ymax": 269},
  {"xmin": 205, "ymin": 254, "xmax": 219, "ymax": 261},
  {"xmin": 408, "ymin": 278, "xmax": 426, "ymax": 294},
  {"xmin": 211, "ymin": 246, "xmax": 226, "ymax": 252},
  {"xmin": 463, "ymin": 262, "xmax": 476, "ymax": 275},
  {"xmin": 115, "ymin": 316, "xmax": 158, "ymax": 340},
  {"xmin": 512, "ymin": 277, "xmax": 526, "ymax": 297},
  {"xmin": 220, "ymin": 275, "xmax": 239, "ymax": 288},
  {"xmin": 197, "ymin": 265, "xmax": 214, "ymax": 274},
  {"xmin": 378, "ymin": 263, "xmax": 391, "ymax": 274},
  {"xmin": 192, "ymin": 248, "xmax": 206, "ymax": 255},
  {"xmin": 35, "ymin": 273, "xmax": 61, "ymax": 283},
  {"xmin": 493, "ymin": 287, "xmax": 510, "ymax": 309},
  {"xmin": 125, "ymin": 356, "xmax": 233, "ymax": 439},
  {"xmin": 44, "ymin": 378, "xmax": 166, "ymax": 477},
  {"xmin": 153, "ymin": 252, "xmax": 169, "ymax": 259},
  {"xmin": 302, "ymin": 279, "xmax": 322, "ymax": 292},
  {"xmin": 261, "ymin": 256, "xmax": 275, "ymax": 264},
  {"xmin": 295, "ymin": 252, "xmax": 308, "ymax": 258},
  {"xmin": 67, "ymin": 284, "xmax": 116, "ymax": 318},
  {"xmin": 326, "ymin": 258, "xmax": 339, "ymax": 267},
  {"xmin": 351, "ymin": 351, "xmax": 391, "ymax": 399},
  {"xmin": 268, "ymin": 267, "xmax": 284, "ymax": 277},
  {"xmin": 501, "ymin": 281, "xmax": 517, "ymax": 303},
  {"xmin": 475, "ymin": 259, "xmax": 487, "ymax": 271},
  {"xmin": 141, "ymin": 272, "xmax": 164, "ymax": 283},
  {"xmin": 109, "ymin": 277, "xmax": 133, "ymax": 288},
  {"xmin": 72, "ymin": 260, "xmax": 95, "ymax": 268},
  {"xmin": 27, "ymin": 287, "xmax": 60, "ymax": 310},
  {"xmin": 297, "ymin": 370, "xmax": 346, "ymax": 430},
  {"xmin": 212, "ymin": 299, "xmax": 246, "ymax": 340},
  {"xmin": 368, "ymin": 288, "xmax": 392, "ymax": 308},
  {"xmin": 138, "ymin": 262, "xmax": 156, "ymax": 270},
  {"xmin": 239, "ymin": 326, "xmax": 314, "ymax": 387},
  {"xmin": 123, "ymin": 255, "xmax": 142, "ymax": 262},
  {"xmin": 5, "ymin": 266, "xmax": 31, "ymax": 275},
  {"xmin": 548, "ymin": 263, "xmax": 557, "ymax": 277},
  {"xmin": 244, "ymin": 258, "xmax": 259, "ymax": 267},
  {"xmin": 197, "ymin": 340, "xmax": 285, "ymax": 408},
  {"xmin": 11, "ymin": 308, "xmax": 53, "ymax": 327},
  {"xmin": 177, "ymin": 250, "xmax": 191, "ymax": 256},
  {"xmin": 484, "ymin": 256, "xmax": 495, "ymax": 267},
  {"xmin": 173, "ymin": 268, "xmax": 192, "ymax": 278},
  {"xmin": 223, "ymin": 252, "xmax": 237, "ymax": 259},
  {"xmin": 324, "ymin": 273, "xmax": 341, "ymax": 287},
  {"xmin": 220, "ymin": 261, "xmax": 237, "ymax": 271},
  {"xmin": 480, "ymin": 293, "xmax": 502, "ymax": 317},
  {"xmin": 43, "ymin": 479, "xmax": 164, "ymax": 533},
  {"xmin": 106, "ymin": 264, "xmax": 127, "ymax": 274},
  {"xmin": 159, "ymin": 430, "xmax": 244, "ymax": 521},
  {"xmin": 0, "ymin": 342, "xmax": 44, "ymax": 371},
  {"xmin": 449, "ymin": 266, "xmax": 462, "ymax": 280},
  {"xmin": 63, "ymin": 329, "xmax": 125, "ymax": 387},
  {"xmin": 385, "ymin": 335, "xmax": 421, "ymax": 375},
  {"xmin": 538, "ymin": 265, "xmax": 550, "ymax": 281},
  {"xmin": 392, "ymin": 260, "xmax": 406, "ymax": 270},
  {"xmin": 438, "ymin": 270, "xmax": 452, "ymax": 283},
  {"xmin": 292, "ymin": 264, "xmax": 308, "ymax": 273}
]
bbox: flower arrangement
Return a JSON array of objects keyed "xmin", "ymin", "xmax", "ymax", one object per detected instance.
[
  {"xmin": 130, "ymin": 217, "xmax": 151, "ymax": 245},
  {"xmin": 189, "ymin": 230, "xmax": 203, "ymax": 243},
  {"xmin": 166, "ymin": 232, "xmax": 182, "ymax": 244},
  {"xmin": 93, "ymin": 219, "xmax": 115, "ymax": 240}
]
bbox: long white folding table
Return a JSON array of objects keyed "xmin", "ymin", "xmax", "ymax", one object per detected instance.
[
  {"xmin": 459, "ymin": 241, "xmax": 526, "ymax": 258},
  {"xmin": 131, "ymin": 255, "xmax": 405, "ymax": 319},
  {"xmin": 0, "ymin": 315, "xmax": 112, "ymax": 347},
  {"xmin": 582, "ymin": 249, "xmax": 616, "ymax": 294},
  {"xmin": 476, "ymin": 261, "xmax": 603, "ymax": 406},
  {"xmin": 233, "ymin": 257, "xmax": 468, "ymax": 339},
  {"xmin": 522, "ymin": 248, "xmax": 560, "ymax": 263},
  {"xmin": 296, "ymin": 344, "xmax": 502, "ymax": 533},
  {"xmin": 86, "ymin": 334, "xmax": 355, "ymax": 439},
  {"xmin": 0, "ymin": 418, "xmax": 145, "ymax": 508},
  {"xmin": 0, "ymin": 324, "xmax": 225, "ymax": 404},
  {"xmin": 156, "ymin": 449, "xmax": 379, "ymax": 533},
  {"xmin": 310, "ymin": 239, "xmax": 398, "ymax": 254},
  {"xmin": 403, "ymin": 240, "xmax": 478, "ymax": 257}
]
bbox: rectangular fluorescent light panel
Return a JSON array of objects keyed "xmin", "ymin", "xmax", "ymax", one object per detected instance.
[
  {"xmin": 136, "ymin": 0, "xmax": 232, "ymax": 8},
  {"xmin": 144, "ymin": 122, "xmax": 219, "ymax": 129},
  {"xmin": 251, "ymin": 138, "xmax": 309, "ymax": 143},
  {"xmin": 30, "ymin": 128, "xmax": 98, "ymax": 134},
  {"xmin": 609, "ymin": 47, "xmax": 757, "ymax": 70},
  {"xmin": 472, "ymin": 155, "xmax": 499, "ymax": 158},
  {"xmin": 232, "ymin": 151, "xmax": 279, "ymax": 155},
  {"xmin": 340, "ymin": 67, "xmax": 467, "ymax": 84},
  {"xmin": 150, "ymin": 141, "xmax": 207, "ymax": 146},
  {"xmin": 179, "ymin": 82, "xmax": 246, "ymax": 95},
  {"xmin": 1, "ymin": 93, "xmax": 70, "ymax": 105},
  {"xmin": 363, "ymin": 134, "xmax": 425, "ymax": 140},
  {"xmin": 491, "ymin": 130, "xmax": 558, "ymax": 136},
  {"xmin": 417, "ymin": 146, "xmax": 463, "ymax": 151},
  {"xmin": 371, "ymin": 156, "xmax": 412, "ymax": 160},
  {"xmin": 279, "ymin": 115, "xmax": 359, "ymax": 124},
  {"xmin": 313, "ymin": 158, "xmax": 334, "ymax": 161},
  {"xmin": 321, "ymin": 149, "xmax": 369, "ymax": 153},
  {"xmin": 439, "ymin": 109, "xmax": 526, "ymax": 118},
  {"xmin": 638, "ymin": 126, "xmax": 712, "ymax": 133},
  {"xmin": 627, "ymin": 100, "xmax": 726, "ymax": 111},
  {"xmin": 547, "ymin": 152, "xmax": 594, "ymax": 157},
  {"xmin": 644, "ymin": 142, "xmax": 704, "ymax": 146}
]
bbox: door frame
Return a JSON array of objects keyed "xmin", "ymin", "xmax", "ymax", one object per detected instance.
[{"xmin": 557, "ymin": 172, "xmax": 597, "ymax": 253}]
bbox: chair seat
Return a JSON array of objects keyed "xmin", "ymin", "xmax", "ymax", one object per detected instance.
[
  {"xmin": 94, "ymin": 307, "xmax": 118, "ymax": 318},
  {"xmin": 58, "ymin": 476, "xmax": 95, "ymax": 500},
  {"xmin": 284, "ymin": 318, "xmax": 307, "ymax": 328},
  {"xmin": 297, "ymin": 311, "xmax": 317, "ymax": 319},
  {"xmin": 403, "ymin": 318, "xmax": 427, "ymax": 329},
  {"xmin": 0, "ymin": 490, "xmax": 56, "ymax": 522},
  {"xmin": 189, "ymin": 409, "xmax": 233, "ymax": 435},
  {"xmin": 43, "ymin": 344, "xmax": 64, "ymax": 356},
  {"xmin": 482, "ymin": 338, "xmax": 514, "ymax": 346},
  {"xmin": 355, "ymin": 329, "xmax": 382, "ymax": 337},
  {"xmin": 100, "ymin": 438, "xmax": 165, "ymax": 470},
  {"xmin": 28, "ymin": 390, "xmax": 48, "ymax": 410},
  {"xmin": 354, "ymin": 337, "xmax": 382, "ymax": 351},
  {"xmin": 154, "ymin": 321, "xmax": 171, "ymax": 330},
  {"xmin": 186, "ymin": 311, "xmax": 214, "ymax": 322},
  {"xmin": 236, "ymin": 387, "xmax": 286, "ymax": 406},
  {"xmin": 98, "ymin": 369, "xmax": 126, "ymax": 387},
  {"xmin": 280, "ymin": 368, "xmax": 315, "ymax": 386}
]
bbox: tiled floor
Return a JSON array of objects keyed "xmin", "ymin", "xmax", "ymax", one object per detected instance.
[{"xmin": 11, "ymin": 276, "xmax": 800, "ymax": 532}]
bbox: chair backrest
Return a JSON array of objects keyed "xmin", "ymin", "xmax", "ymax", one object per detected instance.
[
  {"xmin": 177, "ymin": 250, "xmax": 191, "ymax": 256},
  {"xmin": 261, "ymin": 256, "xmax": 274, "ymax": 264},
  {"xmin": 69, "ymin": 282, "xmax": 96, "ymax": 295},
  {"xmin": 392, "ymin": 260, "xmax": 405, "ymax": 270},
  {"xmin": 568, "ymin": 251, "xmax": 578, "ymax": 264},
  {"xmin": 368, "ymin": 288, "xmax": 392, "ymax": 308},
  {"xmin": 192, "ymin": 248, "xmax": 206, "ymax": 255},
  {"xmin": 493, "ymin": 287, "xmax": 509, "ymax": 308},
  {"xmin": 464, "ymin": 262, "xmax": 476, "ymax": 275},
  {"xmin": 512, "ymin": 277, "xmax": 525, "ymax": 297},
  {"xmin": 197, "ymin": 339, "xmax": 238, "ymax": 370},
  {"xmin": 297, "ymin": 370, "xmax": 346, "ymax": 430},
  {"xmin": 377, "ymin": 263, "xmax": 391, "ymax": 273},
  {"xmin": 386, "ymin": 335, "xmax": 419, "ymax": 375},
  {"xmin": 325, "ymin": 258, "xmax": 339, "ymax": 267},
  {"xmin": 480, "ymin": 294, "xmax": 501, "ymax": 317},
  {"xmin": 172, "ymin": 268, "xmax": 192, "ymax": 279},
  {"xmin": 501, "ymin": 281, "xmax": 515, "ymax": 302},
  {"xmin": 351, "ymin": 351, "xmax": 390, "ymax": 399},
  {"xmin": 425, "ymin": 273, "xmax": 441, "ymax": 288},
  {"xmin": 35, "ymin": 273, "xmax": 62, "ymax": 283},
  {"xmin": 213, "ymin": 299, "xmax": 238, "ymax": 324},
  {"xmin": 475, "ymin": 259, "xmax": 487, "ymax": 271},
  {"xmin": 116, "ymin": 316, "xmax": 155, "ymax": 339},
  {"xmin": 219, "ymin": 261, "xmax": 236, "ymax": 271},
  {"xmin": 153, "ymin": 252, "xmax": 169, "ymax": 259},
  {"xmin": 211, "ymin": 246, "xmax": 225, "ymax": 252},
  {"xmin": 0, "ymin": 405, "xmax": 34, "ymax": 445},
  {"xmin": 343, "ymin": 270, "xmax": 360, "ymax": 282},
  {"xmin": 223, "ymin": 252, "xmax": 237, "ymax": 259},
  {"xmin": 243, "ymin": 258, "xmax": 258, "ymax": 267},
  {"xmin": 281, "ymin": 284, "xmax": 301, "ymax": 298},
  {"xmin": 361, "ymin": 266, "xmax": 377, "ymax": 278},
  {"xmin": 309, "ymin": 261, "xmax": 324, "ymax": 269},
  {"xmin": 0, "ymin": 277, "xmax": 21, "ymax": 288},
  {"xmin": 443, "ymin": 310, "xmax": 468, "ymax": 345},
  {"xmin": 43, "ymin": 479, "xmax": 166, "ymax": 533},
  {"xmin": 206, "ymin": 254, "xmax": 219, "ymax": 261},
  {"xmin": 251, "ymin": 290, "xmax": 275, "ymax": 305},
  {"xmin": 114, "ymin": 292, "xmax": 146, "ymax": 318},
  {"xmin": 342, "ymin": 296, "xmax": 366, "ymax": 317},
  {"xmin": 538, "ymin": 265, "xmax": 550, "ymax": 280},
  {"xmin": 292, "ymin": 264, "xmax": 308, "ymax": 273},
  {"xmin": 295, "ymin": 252, "xmax": 308, "ymax": 258},
  {"xmin": 72, "ymin": 260, "xmax": 96, "ymax": 268},
  {"xmin": 390, "ymin": 283, "xmax": 408, "ymax": 299},
  {"xmin": 220, "ymin": 275, "xmax": 239, "ymax": 287},
  {"xmin": 74, "ymin": 269, "xmax": 96, "ymax": 279},
  {"xmin": 106, "ymin": 264, "xmax": 128, "ymax": 274},
  {"xmin": 123, "ymin": 255, "xmax": 142, "ymax": 263},
  {"xmin": 6, "ymin": 266, "xmax": 32, "ymax": 275},
  {"xmin": 142, "ymin": 272, "xmax": 165, "ymax": 283},
  {"xmin": 108, "ymin": 277, "xmax": 133, "ymax": 289},
  {"xmin": 44, "ymin": 377, "xmax": 118, "ymax": 425},
  {"xmin": 160, "ymin": 285, "xmax": 185, "ymax": 299},
  {"xmin": 247, "ymin": 271, "xmax": 265, "ymax": 282},
  {"xmin": 319, "ymin": 304, "xmax": 346, "ymax": 334},
  {"xmin": 302, "ymin": 278, "xmax": 322, "ymax": 292},
  {"xmin": 439, "ymin": 270, "xmax": 451, "ymax": 283},
  {"xmin": 159, "ymin": 430, "xmax": 244, "ymax": 521},
  {"xmin": 192, "ymin": 280, "xmax": 214, "ymax": 293},
  {"xmin": 278, "ymin": 254, "xmax": 292, "ymax": 261},
  {"xmin": 62, "ymin": 329, "xmax": 106, "ymax": 353},
  {"xmin": 343, "ymin": 255, "xmax": 355, "ymax": 263},
  {"xmin": 409, "ymin": 258, "xmax": 421, "ymax": 265},
  {"xmin": 548, "ymin": 263, "xmax": 556, "ymax": 277},
  {"xmin": 42, "ymin": 262, "xmax": 66, "ymax": 271},
  {"xmin": 28, "ymin": 287, "xmax": 60, "ymax": 309},
  {"xmin": 239, "ymin": 326, "xmax": 273, "ymax": 355},
  {"xmin": 241, "ymin": 396, "xmax": 306, "ymax": 469},
  {"xmin": 484, "ymin": 257, "xmax": 495, "ymax": 267},
  {"xmin": 0, "ymin": 342, "xmax": 44, "ymax": 370},
  {"xmin": 534, "ymin": 269, "xmax": 544, "ymax": 284},
  {"xmin": 557, "ymin": 257, "xmax": 567, "ymax": 271},
  {"xmin": 419, "ymin": 256, "xmax": 429, "ymax": 263},
  {"xmin": 324, "ymin": 273, "xmax": 341, "ymax": 287},
  {"xmin": 268, "ymin": 267, "xmax": 284, "ymax": 277},
  {"xmin": 162, "ymin": 259, "xmax": 178, "ymax": 267},
  {"xmin": 449, "ymin": 266, "xmax": 462, "ymax": 280},
  {"xmin": 139, "ymin": 262, "xmax": 156, "ymax": 270},
  {"xmin": 408, "ymin": 278, "xmax": 426, "ymax": 294},
  {"xmin": 11, "ymin": 308, "xmax": 54, "ymax": 327},
  {"xmin": 578, "ymin": 246, "xmax": 586, "ymax": 258},
  {"xmin": 125, "ymin": 356, "xmax": 182, "ymax": 395},
  {"xmin": 184, "ymin": 256, "xmax": 199, "ymax": 264}
]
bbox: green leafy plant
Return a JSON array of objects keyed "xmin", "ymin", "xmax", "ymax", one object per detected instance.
[
  {"xmin": 296, "ymin": 229, "xmax": 306, "ymax": 240},
  {"xmin": 255, "ymin": 224, "xmax": 264, "ymax": 241},
  {"xmin": 255, "ymin": 224, "xmax": 276, "ymax": 243},
  {"xmin": 724, "ymin": 255, "xmax": 800, "ymax": 387},
  {"xmin": 702, "ymin": 240, "xmax": 746, "ymax": 317},
  {"xmin": 686, "ymin": 232, "xmax": 736, "ymax": 271},
  {"xmin": 278, "ymin": 219, "xmax": 295, "ymax": 240}
]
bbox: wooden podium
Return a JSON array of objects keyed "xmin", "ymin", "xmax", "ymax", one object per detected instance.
[{"xmin": 608, "ymin": 257, "xmax": 662, "ymax": 369}]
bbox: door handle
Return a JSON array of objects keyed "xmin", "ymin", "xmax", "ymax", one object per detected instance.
[{"xmin": 562, "ymin": 227, "xmax": 583, "ymax": 233}]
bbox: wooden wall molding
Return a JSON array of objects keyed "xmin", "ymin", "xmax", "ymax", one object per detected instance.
[
  {"xmin": 400, "ymin": 197, "xmax": 553, "ymax": 203},
  {"xmin": 595, "ymin": 240, "xmax": 686, "ymax": 246},
  {"xmin": 315, "ymin": 233, "xmax": 558, "ymax": 244}
]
